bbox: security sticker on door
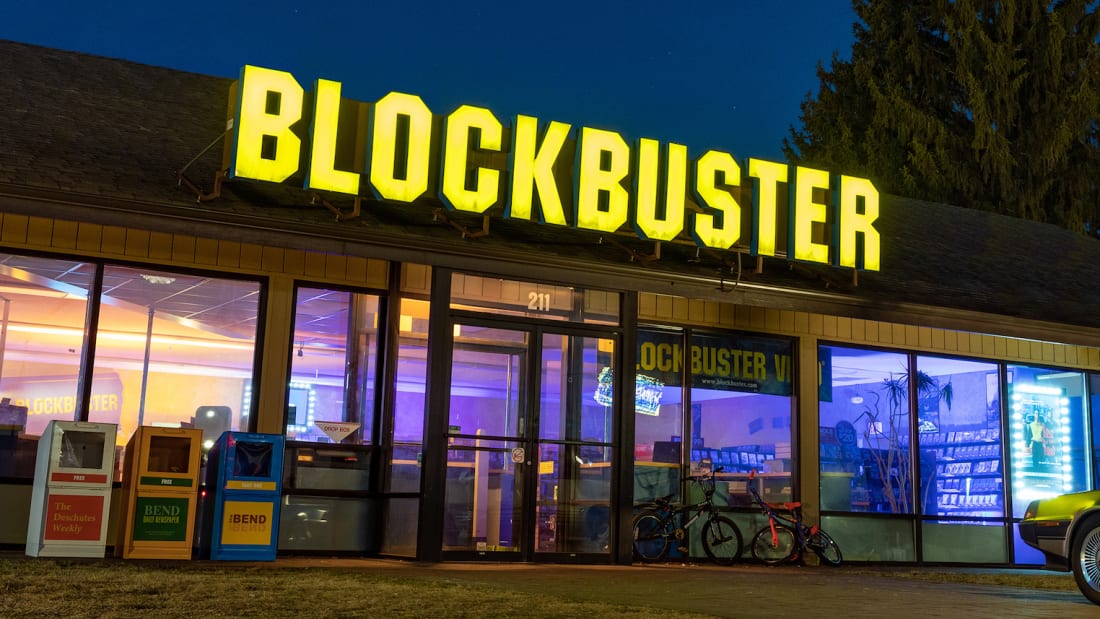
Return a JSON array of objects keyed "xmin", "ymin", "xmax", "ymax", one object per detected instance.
[{"xmin": 510, "ymin": 447, "xmax": 525, "ymax": 464}]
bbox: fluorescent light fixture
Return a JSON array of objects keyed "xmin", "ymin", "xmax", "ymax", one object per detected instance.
[
  {"xmin": 5, "ymin": 323, "xmax": 254, "ymax": 351},
  {"xmin": 1036, "ymin": 372, "xmax": 1081, "ymax": 381},
  {"xmin": 0, "ymin": 284, "xmax": 86, "ymax": 300},
  {"xmin": 1012, "ymin": 384, "xmax": 1063, "ymax": 396},
  {"xmin": 140, "ymin": 274, "xmax": 176, "ymax": 285}
]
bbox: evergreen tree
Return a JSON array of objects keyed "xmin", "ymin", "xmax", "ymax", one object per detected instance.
[{"xmin": 786, "ymin": 0, "xmax": 1100, "ymax": 235}]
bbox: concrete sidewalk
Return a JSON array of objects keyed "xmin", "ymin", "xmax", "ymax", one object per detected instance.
[{"xmin": 261, "ymin": 557, "xmax": 1096, "ymax": 618}]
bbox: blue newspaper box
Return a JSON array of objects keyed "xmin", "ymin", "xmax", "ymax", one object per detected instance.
[{"xmin": 200, "ymin": 431, "xmax": 284, "ymax": 561}]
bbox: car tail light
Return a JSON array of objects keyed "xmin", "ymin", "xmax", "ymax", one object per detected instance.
[{"xmin": 1024, "ymin": 500, "xmax": 1040, "ymax": 520}]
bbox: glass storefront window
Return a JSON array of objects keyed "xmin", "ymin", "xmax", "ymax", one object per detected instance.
[
  {"xmin": 382, "ymin": 295, "xmax": 431, "ymax": 556},
  {"xmin": 1007, "ymin": 364, "xmax": 1089, "ymax": 517},
  {"xmin": 822, "ymin": 347, "xmax": 1095, "ymax": 565},
  {"xmin": 634, "ymin": 329, "xmax": 795, "ymax": 510},
  {"xmin": 915, "ymin": 355, "xmax": 1007, "ymax": 563},
  {"xmin": 537, "ymin": 333, "xmax": 614, "ymax": 554},
  {"xmin": 87, "ymin": 266, "xmax": 260, "ymax": 462},
  {"xmin": 0, "ymin": 254, "xmax": 93, "ymax": 478},
  {"xmin": 280, "ymin": 495, "xmax": 376, "ymax": 552},
  {"xmin": 286, "ymin": 287, "xmax": 380, "ymax": 444},
  {"xmin": 539, "ymin": 333, "xmax": 614, "ymax": 444},
  {"xmin": 916, "ymin": 356, "xmax": 1004, "ymax": 520},
  {"xmin": 443, "ymin": 440, "xmax": 522, "ymax": 553},
  {"xmin": 446, "ymin": 325, "xmax": 526, "ymax": 444},
  {"xmin": 690, "ymin": 332, "xmax": 794, "ymax": 507},
  {"xmin": 389, "ymin": 298, "xmax": 429, "ymax": 493},
  {"xmin": 633, "ymin": 329, "xmax": 684, "ymax": 504},
  {"xmin": 819, "ymin": 346, "xmax": 913, "ymax": 513}
]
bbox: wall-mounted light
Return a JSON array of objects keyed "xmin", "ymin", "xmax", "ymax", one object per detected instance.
[{"xmin": 850, "ymin": 395, "xmax": 864, "ymax": 405}]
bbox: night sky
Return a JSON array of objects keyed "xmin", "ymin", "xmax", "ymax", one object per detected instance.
[{"xmin": 0, "ymin": 1, "xmax": 856, "ymax": 162}]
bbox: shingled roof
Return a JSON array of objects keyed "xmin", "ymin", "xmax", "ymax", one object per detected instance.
[{"xmin": 1, "ymin": 39, "xmax": 1098, "ymax": 344}]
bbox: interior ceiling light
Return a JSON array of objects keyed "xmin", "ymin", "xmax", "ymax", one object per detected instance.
[{"xmin": 140, "ymin": 274, "xmax": 176, "ymax": 285}]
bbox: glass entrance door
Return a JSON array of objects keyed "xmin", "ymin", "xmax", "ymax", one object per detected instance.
[
  {"xmin": 442, "ymin": 323, "xmax": 616, "ymax": 560},
  {"xmin": 443, "ymin": 325, "xmax": 527, "ymax": 556},
  {"xmin": 535, "ymin": 332, "xmax": 615, "ymax": 556}
]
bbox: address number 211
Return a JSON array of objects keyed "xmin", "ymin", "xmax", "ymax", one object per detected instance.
[{"xmin": 527, "ymin": 292, "xmax": 551, "ymax": 312}]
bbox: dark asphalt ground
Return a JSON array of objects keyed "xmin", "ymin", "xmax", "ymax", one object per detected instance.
[{"xmin": 270, "ymin": 557, "xmax": 1099, "ymax": 618}]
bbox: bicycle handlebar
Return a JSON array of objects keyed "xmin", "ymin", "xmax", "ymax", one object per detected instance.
[{"xmin": 680, "ymin": 465, "xmax": 724, "ymax": 483}]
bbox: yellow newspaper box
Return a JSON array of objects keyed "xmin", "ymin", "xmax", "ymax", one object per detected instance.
[{"xmin": 116, "ymin": 426, "xmax": 203, "ymax": 559}]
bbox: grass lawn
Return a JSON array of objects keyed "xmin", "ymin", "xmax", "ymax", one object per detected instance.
[
  {"xmin": 864, "ymin": 565, "xmax": 1079, "ymax": 592},
  {"xmin": 0, "ymin": 556, "xmax": 1080, "ymax": 618},
  {"xmin": 0, "ymin": 558, "xmax": 706, "ymax": 618}
]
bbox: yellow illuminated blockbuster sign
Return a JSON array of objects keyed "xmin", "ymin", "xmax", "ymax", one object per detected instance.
[{"xmin": 225, "ymin": 65, "xmax": 881, "ymax": 271}]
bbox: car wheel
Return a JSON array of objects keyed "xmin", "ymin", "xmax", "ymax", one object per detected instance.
[{"xmin": 1071, "ymin": 519, "xmax": 1100, "ymax": 605}]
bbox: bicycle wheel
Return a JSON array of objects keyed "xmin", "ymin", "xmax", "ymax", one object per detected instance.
[
  {"xmin": 751, "ymin": 523, "xmax": 797, "ymax": 565},
  {"xmin": 632, "ymin": 512, "xmax": 671, "ymax": 562},
  {"xmin": 701, "ymin": 515, "xmax": 743, "ymax": 565},
  {"xmin": 809, "ymin": 528, "xmax": 842, "ymax": 566}
]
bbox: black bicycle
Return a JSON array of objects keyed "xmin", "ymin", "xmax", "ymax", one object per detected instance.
[
  {"xmin": 746, "ymin": 469, "xmax": 842, "ymax": 566},
  {"xmin": 632, "ymin": 466, "xmax": 743, "ymax": 565}
]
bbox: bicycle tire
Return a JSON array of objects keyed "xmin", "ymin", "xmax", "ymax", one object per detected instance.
[
  {"xmin": 751, "ymin": 523, "xmax": 797, "ymax": 565},
  {"xmin": 632, "ymin": 511, "xmax": 671, "ymax": 562},
  {"xmin": 809, "ymin": 528, "xmax": 842, "ymax": 566},
  {"xmin": 701, "ymin": 515, "xmax": 743, "ymax": 565}
]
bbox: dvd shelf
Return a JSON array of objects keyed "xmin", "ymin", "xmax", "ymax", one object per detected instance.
[
  {"xmin": 690, "ymin": 446, "xmax": 775, "ymax": 472},
  {"xmin": 923, "ymin": 429, "xmax": 1004, "ymax": 518}
]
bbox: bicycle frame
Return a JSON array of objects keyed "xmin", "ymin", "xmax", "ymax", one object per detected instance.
[
  {"xmin": 632, "ymin": 466, "xmax": 745, "ymax": 565},
  {"xmin": 745, "ymin": 469, "xmax": 841, "ymax": 566},
  {"xmin": 760, "ymin": 501, "xmax": 813, "ymax": 552},
  {"xmin": 648, "ymin": 469, "xmax": 722, "ymax": 535}
]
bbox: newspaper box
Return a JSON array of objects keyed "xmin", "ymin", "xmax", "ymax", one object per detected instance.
[
  {"xmin": 26, "ymin": 420, "xmax": 118, "ymax": 557},
  {"xmin": 200, "ymin": 431, "xmax": 284, "ymax": 561},
  {"xmin": 116, "ymin": 426, "xmax": 203, "ymax": 559}
]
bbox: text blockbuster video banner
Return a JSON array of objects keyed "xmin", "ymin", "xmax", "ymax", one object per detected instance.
[{"xmin": 636, "ymin": 332, "xmax": 793, "ymax": 396}]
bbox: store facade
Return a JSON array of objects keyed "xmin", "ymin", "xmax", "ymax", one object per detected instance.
[{"xmin": 2, "ymin": 40, "xmax": 1100, "ymax": 566}]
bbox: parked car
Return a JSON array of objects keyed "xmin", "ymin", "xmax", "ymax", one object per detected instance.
[{"xmin": 1020, "ymin": 490, "xmax": 1100, "ymax": 605}]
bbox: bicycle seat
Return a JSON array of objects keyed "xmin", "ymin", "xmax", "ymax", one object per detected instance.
[
  {"xmin": 769, "ymin": 501, "xmax": 801, "ymax": 511},
  {"xmin": 654, "ymin": 494, "xmax": 675, "ymax": 507}
]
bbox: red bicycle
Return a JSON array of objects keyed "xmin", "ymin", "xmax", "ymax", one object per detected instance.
[{"xmin": 746, "ymin": 470, "xmax": 842, "ymax": 566}]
